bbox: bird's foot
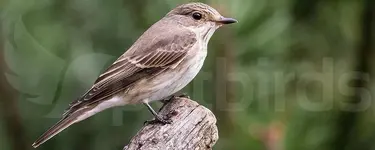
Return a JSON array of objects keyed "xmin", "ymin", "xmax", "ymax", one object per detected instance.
[
  {"xmin": 178, "ymin": 93, "xmax": 190, "ymax": 99},
  {"xmin": 144, "ymin": 115, "xmax": 172, "ymax": 125},
  {"xmin": 161, "ymin": 95, "xmax": 176, "ymax": 104}
]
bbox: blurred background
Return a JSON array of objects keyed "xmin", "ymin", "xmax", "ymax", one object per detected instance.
[{"xmin": 0, "ymin": 0, "xmax": 374, "ymax": 150}]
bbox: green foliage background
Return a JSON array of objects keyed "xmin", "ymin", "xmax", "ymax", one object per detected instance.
[{"xmin": 0, "ymin": 0, "xmax": 374, "ymax": 150}]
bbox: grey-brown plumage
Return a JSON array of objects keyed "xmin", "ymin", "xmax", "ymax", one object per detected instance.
[
  {"xmin": 32, "ymin": 2, "xmax": 237, "ymax": 148},
  {"xmin": 64, "ymin": 28, "xmax": 197, "ymax": 116}
]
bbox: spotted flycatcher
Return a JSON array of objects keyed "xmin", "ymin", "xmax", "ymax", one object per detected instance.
[{"xmin": 32, "ymin": 2, "xmax": 237, "ymax": 148}]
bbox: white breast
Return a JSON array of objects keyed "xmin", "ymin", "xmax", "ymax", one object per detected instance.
[
  {"xmin": 127, "ymin": 26, "xmax": 212, "ymax": 103},
  {"xmin": 139, "ymin": 46, "xmax": 207, "ymax": 103},
  {"xmin": 173, "ymin": 48, "xmax": 207, "ymax": 89}
]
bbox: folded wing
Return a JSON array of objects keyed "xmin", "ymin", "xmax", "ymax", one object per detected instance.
[{"xmin": 63, "ymin": 28, "xmax": 197, "ymax": 117}]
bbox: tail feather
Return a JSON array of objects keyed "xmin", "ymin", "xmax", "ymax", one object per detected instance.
[{"xmin": 32, "ymin": 109, "xmax": 85, "ymax": 148}]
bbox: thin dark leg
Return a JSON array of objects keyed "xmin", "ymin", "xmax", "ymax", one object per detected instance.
[
  {"xmin": 143, "ymin": 102, "xmax": 172, "ymax": 125},
  {"xmin": 144, "ymin": 102, "xmax": 159, "ymax": 117}
]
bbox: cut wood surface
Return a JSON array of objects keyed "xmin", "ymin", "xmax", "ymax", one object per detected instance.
[{"xmin": 124, "ymin": 97, "xmax": 218, "ymax": 150}]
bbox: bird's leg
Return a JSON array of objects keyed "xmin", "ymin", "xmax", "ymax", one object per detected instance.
[
  {"xmin": 157, "ymin": 92, "xmax": 191, "ymax": 117},
  {"xmin": 143, "ymin": 102, "xmax": 172, "ymax": 125}
]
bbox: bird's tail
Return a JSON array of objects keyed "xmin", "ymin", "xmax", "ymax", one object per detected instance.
[{"xmin": 32, "ymin": 108, "xmax": 87, "ymax": 148}]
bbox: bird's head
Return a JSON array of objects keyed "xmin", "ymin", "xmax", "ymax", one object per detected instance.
[{"xmin": 166, "ymin": 3, "xmax": 237, "ymax": 41}]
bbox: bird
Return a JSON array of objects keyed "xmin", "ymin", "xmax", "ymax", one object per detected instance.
[{"xmin": 32, "ymin": 2, "xmax": 237, "ymax": 148}]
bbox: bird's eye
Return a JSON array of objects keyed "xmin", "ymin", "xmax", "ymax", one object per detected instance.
[{"xmin": 192, "ymin": 12, "xmax": 202, "ymax": 20}]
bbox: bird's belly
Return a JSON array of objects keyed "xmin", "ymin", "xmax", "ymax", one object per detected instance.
[{"xmin": 130, "ymin": 50, "xmax": 207, "ymax": 103}]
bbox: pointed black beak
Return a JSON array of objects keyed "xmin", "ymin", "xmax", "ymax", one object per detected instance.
[{"xmin": 216, "ymin": 17, "xmax": 238, "ymax": 24}]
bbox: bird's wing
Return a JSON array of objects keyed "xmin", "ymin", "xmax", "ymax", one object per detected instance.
[{"xmin": 63, "ymin": 28, "xmax": 197, "ymax": 117}]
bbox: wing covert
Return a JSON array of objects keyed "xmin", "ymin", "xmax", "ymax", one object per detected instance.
[{"xmin": 63, "ymin": 28, "xmax": 197, "ymax": 117}]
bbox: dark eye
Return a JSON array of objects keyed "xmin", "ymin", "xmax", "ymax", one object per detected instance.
[{"xmin": 192, "ymin": 12, "xmax": 202, "ymax": 20}]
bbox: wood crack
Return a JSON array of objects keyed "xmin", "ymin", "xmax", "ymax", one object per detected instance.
[{"xmin": 124, "ymin": 97, "xmax": 218, "ymax": 150}]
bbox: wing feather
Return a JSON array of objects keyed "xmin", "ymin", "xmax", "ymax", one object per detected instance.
[{"xmin": 63, "ymin": 28, "xmax": 197, "ymax": 117}]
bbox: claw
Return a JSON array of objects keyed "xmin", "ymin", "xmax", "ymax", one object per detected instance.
[
  {"xmin": 178, "ymin": 93, "xmax": 190, "ymax": 99},
  {"xmin": 143, "ymin": 102, "xmax": 172, "ymax": 125},
  {"xmin": 161, "ymin": 95, "xmax": 176, "ymax": 104},
  {"xmin": 144, "ymin": 115, "xmax": 172, "ymax": 125}
]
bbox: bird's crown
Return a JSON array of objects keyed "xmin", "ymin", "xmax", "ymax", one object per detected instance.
[{"xmin": 167, "ymin": 2, "xmax": 221, "ymax": 23}]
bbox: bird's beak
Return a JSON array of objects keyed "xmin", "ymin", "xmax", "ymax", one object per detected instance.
[{"xmin": 216, "ymin": 17, "xmax": 238, "ymax": 24}]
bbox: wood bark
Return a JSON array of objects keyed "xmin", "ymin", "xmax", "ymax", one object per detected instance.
[{"xmin": 124, "ymin": 97, "xmax": 219, "ymax": 150}]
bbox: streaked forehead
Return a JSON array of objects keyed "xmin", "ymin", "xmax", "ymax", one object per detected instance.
[{"xmin": 174, "ymin": 2, "xmax": 221, "ymax": 16}]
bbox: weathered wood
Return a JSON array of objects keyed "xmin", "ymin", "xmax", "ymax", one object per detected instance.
[{"xmin": 124, "ymin": 97, "xmax": 218, "ymax": 150}]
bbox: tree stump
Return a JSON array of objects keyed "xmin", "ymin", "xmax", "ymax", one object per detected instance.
[{"xmin": 123, "ymin": 97, "xmax": 219, "ymax": 150}]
